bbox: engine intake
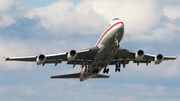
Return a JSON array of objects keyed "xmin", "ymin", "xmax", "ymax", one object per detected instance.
[
  {"xmin": 154, "ymin": 54, "xmax": 164, "ymax": 65},
  {"xmin": 67, "ymin": 50, "xmax": 77, "ymax": 61},
  {"xmin": 135, "ymin": 50, "xmax": 144, "ymax": 61},
  {"xmin": 36, "ymin": 54, "xmax": 46, "ymax": 65}
]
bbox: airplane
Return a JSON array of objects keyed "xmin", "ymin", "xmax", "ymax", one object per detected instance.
[{"xmin": 3, "ymin": 18, "xmax": 177, "ymax": 82}]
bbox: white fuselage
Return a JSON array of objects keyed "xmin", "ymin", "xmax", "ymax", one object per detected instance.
[{"xmin": 80, "ymin": 19, "xmax": 124, "ymax": 81}]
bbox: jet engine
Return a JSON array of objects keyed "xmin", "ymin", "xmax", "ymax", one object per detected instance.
[
  {"xmin": 135, "ymin": 50, "xmax": 144, "ymax": 61},
  {"xmin": 36, "ymin": 54, "xmax": 46, "ymax": 65},
  {"xmin": 154, "ymin": 54, "xmax": 164, "ymax": 65},
  {"xmin": 67, "ymin": 50, "xmax": 77, "ymax": 61}
]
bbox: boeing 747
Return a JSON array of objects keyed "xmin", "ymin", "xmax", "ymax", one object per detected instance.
[{"xmin": 4, "ymin": 18, "xmax": 177, "ymax": 82}]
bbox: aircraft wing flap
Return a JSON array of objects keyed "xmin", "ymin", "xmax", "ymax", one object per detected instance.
[
  {"xmin": 76, "ymin": 49, "xmax": 99, "ymax": 60},
  {"xmin": 4, "ymin": 47, "xmax": 99, "ymax": 63},
  {"xmin": 51, "ymin": 73, "xmax": 80, "ymax": 79},
  {"xmin": 46, "ymin": 48, "xmax": 98, "ymax": 61},
  {"xmin": 67, "ymin": 60, "xmax": 93, "ymax": 65},
  {"xmin": 109, "ymin": 59, "xmax": 130, "ymax": 65},
  {"xmin": 44, "ymin": 59, "xmax": 63, "ymax": 64},
  {"xmin": 45, "ymin": 52, "xmax": 67, "ymax": 61},
  {"xmin": 114, "ymin": 48, "xmax": 155, "ymax": 61},
  {"xmin": 114, "ymin": 47, "xmax": 177, "ymax": 63},
  {"xmin": 133, "ymin": 60, "xmax": 151, "ymax": 63},
  {"xmin": 113, "ymin": 49, "xmax": 135, "ymax": 60}
]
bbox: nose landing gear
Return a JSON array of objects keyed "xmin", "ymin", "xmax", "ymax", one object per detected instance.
[{"xmin": 115, "ymin": 33, "xmax": 120, "ymax": 48}]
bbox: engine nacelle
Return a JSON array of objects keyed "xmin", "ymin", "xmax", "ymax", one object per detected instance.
[
  {"xmin": 154, "ymin": 54, "xmax": 164, "ymax": 65},
  {"xmin": 135, "ymin": 50, "xmax": 144, "ymax": 61},
  {"xmin": 67, "ymin": 50, "xmax": 77, "ymax": 61},
  {"xmin": 36, "ymin": 54, "xmax": 46, "ymax": 65}
]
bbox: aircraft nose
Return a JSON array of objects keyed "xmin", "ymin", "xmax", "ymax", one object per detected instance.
[{"xmin": 119, "ymin": 21, "xmax": 124, "ymax": 29}]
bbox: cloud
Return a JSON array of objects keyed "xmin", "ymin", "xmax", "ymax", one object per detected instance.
[
  {"xmin": 0, "ymin": 85, "xmax": 37, "ymax": 95},
  {"xmin": 164, "ymin": 5, "xmax": 180, "ymax": 19},
  {"xmin": 23, "ymin": 0, "xmax": 180, "ymax": 44},
  {"xmin": 27, "ymin": 0, "xmax": 162, "ymax": 36},
  {"xmin": 120, "ymin": 55, "xmax": 180, "ymax": 79},
  {"xmin": 0, "ymin": 0, "xmax": 30, "ymax": 28},
  {"xmin": 118, "ymin": 96, "xmax": 180, "ymax": 101},
  {"xmin": 0, "ymin": 0, "xmax": 178, "ymax": 45},
  {"xmin": 84, "ymin": 0, "xmax": 163, "ymax": 33},
  {"xmin": 0, "ymin": 0, "xmax": 179, "ymax": 101},
  {"xmin": 27, "ymin": 0, "xmax": 106, "ymax": 36},
  {"xmin": 0, "ymin": 14, "xmax": 16, "ymax": 27},
  {"xmin": 0, "ymin": 0, "xmax": 14, "ymax": 12}
]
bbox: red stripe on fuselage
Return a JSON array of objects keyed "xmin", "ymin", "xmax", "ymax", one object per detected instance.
[{"xmin": 95, "ymin": 22, "xmax": 123, "ymax": 47}]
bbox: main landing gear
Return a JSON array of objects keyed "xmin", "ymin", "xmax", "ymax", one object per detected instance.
[
  {"xmin": 103, "ymin": 68, "xmax": 109, "ymax": 74},
  {"xmin": 115, "ymin": 64, "xmax": 121, "ymax": 72},
  {"xmin": 93, "ymin": 68, "xmax": 99, "ymax": 74}
]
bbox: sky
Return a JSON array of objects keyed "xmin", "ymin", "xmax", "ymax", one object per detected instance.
[{"xmin": 0, "ymin": 0, "xmax": 180, "ymax": 101}]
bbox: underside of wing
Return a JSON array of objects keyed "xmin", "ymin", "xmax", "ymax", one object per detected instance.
[
  {"xmin": 4, "ymin": 56, "xmax": 37, "ymax": 62},
  {"xmin": 3, "ymin": 47, "xmax": 99, "ymax": 66},
  {"xmin": 45, "ymin": 47, "xmax": 99, "ymax": 61},
  {"xmin": 113, "ymin": 47, "xmax": 177, "ymax": 65},
  {"xmin": 113, "ymin": 48, "xmax": 154, "ymax": 61},
  {"xmin": 164, "ymin": 56, "xmax": 177, "ymax": 60}
]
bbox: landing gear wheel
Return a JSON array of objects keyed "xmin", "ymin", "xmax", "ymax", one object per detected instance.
[
  {"xmin": 118, "ymin": 68, "xmax": 121, "ymax": 72},
  {"xmin": 107, "ymin": 68, "xmax": 109, "ymax": 73},
  {"xmin": 96, "ymin": 68, "xmax": 99, "ymax": 74},
  {"xmin": 93, "ymin": 68, "xmax": 95, "ymax": 74},
  {"xmin": 103, "ymin": 68, "xmax": 109, "ymax": 74},
  {"xmin": 103, "ymin": 69, "xmax": 105, "ymax": 74},
  {"xmin": 115, "ymin": 66, "xmax": 121, "ymax": 72}
]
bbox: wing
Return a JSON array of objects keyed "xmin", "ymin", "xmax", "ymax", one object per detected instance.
[
  {"xmin": 3, "ymin": 47, "xmax": 99, "ymax": 66},
  {"xmin": 112, "ymin": 47, "xmax": 177, "ymax": 66}
]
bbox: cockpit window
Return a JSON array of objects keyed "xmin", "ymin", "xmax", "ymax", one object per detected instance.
[
  {"xmin": 112, "ymin": 18, "xmax": 119, "ymax": 21},
  {"xmin": 107, "ymin": 24, "xmax": 111, "ymax": 27}
]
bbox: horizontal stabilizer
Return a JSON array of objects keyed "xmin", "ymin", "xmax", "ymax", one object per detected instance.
[
  {"xmin": 3, "ymin": 56, "xmax": 7, "ymax": 61},
  {"xmin": 51, "ymin": 73, "xmax": 109, "ymax": 79},
  {"xmin": 51, "ymin": 73, "xmax": 80, "ymax": 79},
  {"xmin": 91, "ymin": 74, "xmax": 110, "ymax": 78}
]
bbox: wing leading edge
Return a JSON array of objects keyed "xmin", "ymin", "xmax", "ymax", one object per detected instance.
[
  {"xmin": 113, "ymin": 47, "xmax": 177, "ymax": 65},
  {"xmin": 3, "ymin": 47, "xmax": 99, "ymax": 65}
]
